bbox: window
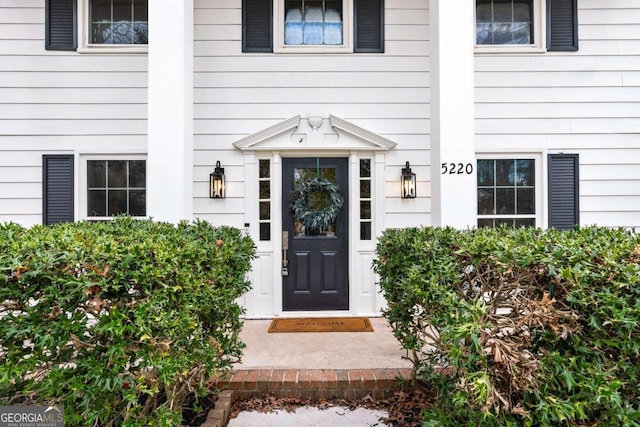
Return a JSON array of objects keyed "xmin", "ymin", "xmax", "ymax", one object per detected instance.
[
  {"xmin": 45, "ymin": 0, "xmax": 148, "ymax": 51},
  {"xmin": 474, "ymin": 0, "xmax": 578, "ymax": 52},
  {"xmin": 476, "ymin": 0, "xmax": 533, "ymax": 45},
  {"xmin": 86, "ymin": 159, "xmax": 146, "ymax": 218},
  {"xmin": 258, "ymin": 159, "xmax": 271, "ymax": 241},
  {"xmin": 243, "ymin": 0, "xmax": 384, "ymax": 53},
  {"xmin": 477, "ymin": 158, "xmax": 536, "ymax": 228},
  {"xmin": 359, "ymin": 159, "xmax": 372, "ymax": 240},
  {"xmin": 284, "ymin": 1, "xmax": 344, "ymax": 46},
  {"xmin": 89, "ymin": 0, "xmax": 148, "ymax": 45}
]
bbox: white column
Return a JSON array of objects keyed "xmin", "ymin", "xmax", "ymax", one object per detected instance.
[
  {"xmin": 147, "ymin": 0, "xmax": 194, "ymax": 222},
  {"xmin": 430, "ymin": 0, "xmax": 477, "ymax": 228}
]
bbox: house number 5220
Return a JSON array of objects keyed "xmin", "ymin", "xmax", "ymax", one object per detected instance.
[{"xmin": 441, "ymin": 163, "xmax": 474, "ymax": 175}]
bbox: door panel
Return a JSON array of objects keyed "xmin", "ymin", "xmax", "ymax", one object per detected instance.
[{"xmin": 282, "ymin": 158, "xmax": 349, "ymax": 311}]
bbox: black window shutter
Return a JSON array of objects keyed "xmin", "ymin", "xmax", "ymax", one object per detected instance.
[
  {"xmin": 548, "ymin": 154, "xmax": 579, "ymax": 230},
  {"xmin": 43, "ymin": 155, "xmax": 74, "ymax": 225},
  {"xmin": 354, "ymin": 0, "xmax": 384, "ymax": 53},
  {"xmin": 243, "ymin": 0, "xmax": 273, "ymax": 52},
  {"xmin": 547, "ymin": 0, "xmax": 578, "ymax": 51},
  {"xmin": 45, "ymin": 0, "xmax": 77, "ymax": 51}
]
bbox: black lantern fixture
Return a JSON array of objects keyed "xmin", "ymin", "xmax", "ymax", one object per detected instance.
[
  {"xmin": 209, "ymin": 161, "xmax": 225, "ymax": 199},
  {"xmin": 401, "ymin": 161, "xmax": 416, "ymax": 199}
]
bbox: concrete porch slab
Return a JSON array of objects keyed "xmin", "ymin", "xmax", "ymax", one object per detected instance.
[{"xmin": 235, "ymin": 317, "xmax": 412, "ymax": 370}]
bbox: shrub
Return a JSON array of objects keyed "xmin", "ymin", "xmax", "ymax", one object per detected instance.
[
  {"xmin": 374, "ymin": 227, "xmax": 640, "ymax": 426},
  {"xmin": 0, "ymin": 218, "xmax": 255, "ymax": 426}
]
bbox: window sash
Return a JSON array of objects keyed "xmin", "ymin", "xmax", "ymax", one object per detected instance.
[
  {"xmin": 476, "ymin": 158, "xmax": 538, "ymax": 228},
  {"xmin": 83, "ymin": 158, "xmax": 147, "ymax": 219},
  {"xmin": 89, "ymin": 0, "xmax": 148, "ymax": 45}
]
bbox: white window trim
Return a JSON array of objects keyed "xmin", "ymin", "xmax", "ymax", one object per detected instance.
[
  {"xmin": 76, "ymin": 0, "xmax": 148, "ymax": 54},
  {"xmin": 474, "ymin": 0, "xmax": 546, "ymax": 54},
  {"xmin": 78, "ymin": 153, "xmax": 148, "ymax": 221},
  {"xmin": 475, "ymin": 153, "xmax": 543, "ymax": 227},
  {"xmin": 274, "ymin": 0, "xmax": 354, "ymax": 54}
]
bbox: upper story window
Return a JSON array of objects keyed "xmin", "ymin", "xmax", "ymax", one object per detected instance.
[
  {"xmin": 243, "ymin": 0, "xmax": 384, "ymax": 53},
  {"xmin": 284, "ymin": 1, "xmax": 344, "ymax": 46},
  {"xmin": 474, "ymin": 0, "xmax": 578, "ymax": 53},
  {"xmin": 90, "ymin": 0, "xmax": 148, "ymax": 45},
  {"xmin": 475, "ymin": 0, "xmax": 543, "ymax": 52},
  {"xmin": 476, "ymin": 0, "xmax": 533, "ymax": 45}
]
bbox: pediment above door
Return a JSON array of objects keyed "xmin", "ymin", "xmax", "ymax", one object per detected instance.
[{"xmin": 232, "ymin": 115, "xmax": 397, "ymax": 151}]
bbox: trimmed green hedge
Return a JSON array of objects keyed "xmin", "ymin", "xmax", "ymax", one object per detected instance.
[
  {"xmin": 375, "ymin": 227, "xmax": 640, "ymax": 426},
  {"xmin": 0, "ymin": 218, "xmax": 255, "ymax": 426}
]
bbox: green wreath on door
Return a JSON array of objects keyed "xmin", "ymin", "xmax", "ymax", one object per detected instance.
[{"xmin": 290, "ymin": 177, "xmax": 344, "ymax": 231}]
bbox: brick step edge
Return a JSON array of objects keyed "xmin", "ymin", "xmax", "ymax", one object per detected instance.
[{"xmin": 199, "ymin": 368, "xmax": 414, "ymax": 427}]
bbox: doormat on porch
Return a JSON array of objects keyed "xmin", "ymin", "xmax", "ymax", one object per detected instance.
[{"xmin": 268, "ymin": 317, "xmax": 374, "ymax": 333}]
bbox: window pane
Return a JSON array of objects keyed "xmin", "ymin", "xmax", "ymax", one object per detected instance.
[
  {"xmin": 321, "ymin": 167, "xmax": 336, "ymax": 182},
  {"xmin": 360, "ymin": 180, "xmax": 371, "ymax": 199},
  {"xmin": 133, "ymin": 0, "xmax": 147, "ymax": 21},
  {"xmin": 477, "ymin": 160, "xmax": 495, "ymax": 186},
  {"xmin": 478, "ymin": 218, "xmax": 494, "ymax": 228},
  {"xmin": 478, "ymin": 188, "xmax": 495, "ymax": 215},
  {"xmin": 259, "ymin": 223, "xmax": 271, "ymax": 241},
  {"xmin": 259, "ymin": 201, "xmax": 270, "ymax": 220},
  {"xmin": 517, "ymin": 188, "xmax": 535, "ymax": 214},
  {"xmin": 360, "ymin": 159, "xmax": 371, "ymax": 178},
  {"xmin": 360, "ymin": 201, "xmax": 371, "ymax": 220},
  {"xmin": 107, "ymin": 190, "xmax": 127, "ymax": 215},
  {"xmin": 259, "ymin": 159, "xmax": 270, "ymax": 178},
  {"xmin": 88, "ymin": 160, "xmax": 106, "ymax": 187},
  {"xmin": 129, "ymin": 190, "xmax": 146, "ymax": 216},
  {"xmin": 496, "ymin": 159, "xmax": 515, "ymax": 186},
  {"xmin": 88, "ymin": 190, "xmax": 106, "ymax": 216},
  {"xmin": 496, "ymin": 188, "xmax": 515, "ymax": 214},
  {"xmin": 360, "ymin": 222, "xmax": 371, "ymax": 240},
  {"xmin": 476, "ymin": 0, "xmax": 492, "ymax": 21},
  {"xmin": 108, "ymin": 161, "xmax": 127, "ymax": 187},
  {"xmin": 496, "ymin": 217, "xmax": 515, "ymax": 227},
  {"xmin": 129, "ymin": 160, "xmax": 146, "ymax": 188},
  {"xmin": 515, "ymin": 218, "xmax": 535, "ymax": 227},
  {"xmin": 492, "ymin": 1, "xmax": 514, "ymax": 22},
  {"xmin": 514, "ymin": 0, "xmax": 533, "ymax": 21},
  {"xmin": 113, "ymin": 0, "xmax": 131, "ymax": 21},
  {"xmin": 515, "ymin": 159, "xmax": 534, "ymax": 186},
  {"xmin": 91, "ymin": 0, "xmax": 111, "ymax": 22},
  {"xmin": 259, "ymin": 181, "xmax": 270, "ymax": 199}
]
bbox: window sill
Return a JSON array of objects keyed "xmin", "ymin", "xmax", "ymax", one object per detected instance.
[
  {"xmin": 274, "ymin": 44, "xmax": 354, "ymax": 54},
  {"xmin": 77, "ymin": 46, "xmax": 148, "ymax": 54},
  {"xmin": 474, "ymin": 45, "xmax": 547, "ymax": 55}
]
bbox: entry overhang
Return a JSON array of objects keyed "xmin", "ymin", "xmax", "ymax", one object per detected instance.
[{"xmin": 232, "ymin": 115, "xmax": 397, "ymax": 151}]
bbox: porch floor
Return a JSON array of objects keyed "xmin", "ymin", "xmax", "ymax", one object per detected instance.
[{"xmin": 234, "ymin": 317, "xmax": 413, "ymax": 370}]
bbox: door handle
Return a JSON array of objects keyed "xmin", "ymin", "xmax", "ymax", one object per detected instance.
[{"xmin": 282, "ymin": 231, "xmax": 289, "ymax": 275}]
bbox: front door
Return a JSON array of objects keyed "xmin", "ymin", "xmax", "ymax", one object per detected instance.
[{"xmin": 282, "ymin": 158, "xmax": 349, "ymax": 311}]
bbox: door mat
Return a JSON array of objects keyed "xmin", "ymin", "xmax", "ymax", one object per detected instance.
[{"xmin": 268, "ymin": 317, "xmax": 374, "ymax": 333}]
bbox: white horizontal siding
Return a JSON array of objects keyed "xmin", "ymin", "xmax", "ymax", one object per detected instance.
[
  {"xmin": 0, "ymin": 0, "xmax": 148, "ymax": 225},
  {"xmin": 193, "ymin": 0, "xmax": 431, "ymax": 226},
  {"xmin": 475, "ymin": 0, "xmax": 640, "ymax": 228}
]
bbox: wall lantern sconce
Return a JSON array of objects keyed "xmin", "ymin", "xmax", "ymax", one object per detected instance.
[
  {"xmin": 209, "ymin": 161, "xmax": 225, "ymax": 199},
  {"xmin": 401, "ymin": 161, "xmax": 416, "ymax": 199}
]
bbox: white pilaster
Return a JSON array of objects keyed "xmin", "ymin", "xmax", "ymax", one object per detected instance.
[
  {"xmin": 147, "ymin": 0, "xmax": 194, "ymax": 222},
  {"xmin": 430, "ymin": 0, "xmax": 477, "ymax": 228}
]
